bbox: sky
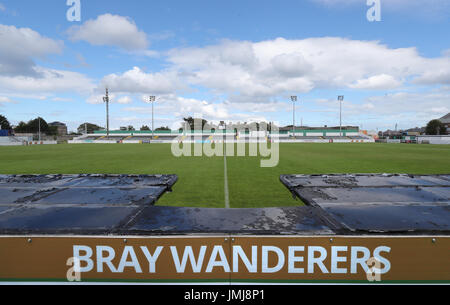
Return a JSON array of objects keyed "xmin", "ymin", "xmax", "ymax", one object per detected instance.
[{"xmin": 0, "ymin": 0, "xmax": 449, "ymax": 132}]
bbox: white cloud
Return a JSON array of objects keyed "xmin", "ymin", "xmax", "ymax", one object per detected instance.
[
  {"xmin": 0, "ymin": 67, "xmax": 94, "ymax": 94},
  {"xmin": 51, "ymin": 97, "xmax": 73, "ymax": 102},
  {"xmin": 0, "ymin": 3, "xmax": 5, "ymax": 12},
  {"xmin": 117, "ymin": 96, "xmax": 132, "ymax": 104},
  {"xmin": 340, "ymin": 91, "xmax": 450, "ymax": 128},
  {"xmin": 0, "ymin": 93, "xmax": 47, "ymax": 100},
  {"xmin": 349, "ymin": 74, "xmax": 402, "ymax": 90},
  {"xmin": 0, "ymin": 24, "xmax": 95, "ymax": 98},
  {"xmin": 314, "ymin": 91, "xmax": 449, "ymax": 118},
  {"xmin": 83, "ymin": 36, "xmax": 449, "ymax": 130},
  {"xmin": 166, "ymin": 37, "xmax": 449, "ymax": 100},
  {"xmin": 0, "ymin": 96, "xmax": 18, "ymax": 109},
  {"xmin": 87, "ymin": 93, "xmax": 115, "ymax": 105},
  {"xmin": 90, "ymin": 37, "xmax": 450, "ymax": 123},
  {"xmin": 412, "ymin": 57, "xmax": 450, "ymax": 85},
  {"xmin": 0, "ymin": 96, "xmax": 16, "ymax": 103},
  {"xmin": 100, "ymin": 66, "xmax": 184, "ymax": 95},
  {"xmin": 86, "ymin": 94, "xmax": 133, "ymax": 105},
  {"xmin": 364, "ymin": 92, "xmax": 450, "ymax": 115},
  {"xmin": 0, "ymin": 24, "xmax": 63, "ymax": 76},
  {"xmin": 128, "ymin": 49, "xmax": 160, "ymax": 58},
  {"xmin": 123, "ymin": 95, "xmax": 269, "ymax": 126},
  {"xmin": 271, "ymin": 53, "xmax": 313, "ymax": 77},
  {"xmin": 303, "ymin": 90, "xmax": 450, "ymax": 129},
  {"xmin": 68, "ymin": 14, "xmax": 149, "ymax": 50},
  {"xmin": 223, "ymin": 101, "xmax": 289, "ymax": 113}
]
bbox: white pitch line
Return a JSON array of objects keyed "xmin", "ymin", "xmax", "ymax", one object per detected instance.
[{"xmin": 223, "ymin": 146, "xmax": 230, "ymax": 209}]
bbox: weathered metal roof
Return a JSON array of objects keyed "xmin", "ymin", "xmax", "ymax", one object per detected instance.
[
  {"xmin": 125, "ymin": 206, "xmax": 334, "ymax": 235},
  {"xmin": 280, "ymin": 174, "xmax": 450, "ymax": 234},
  {"xmin": 1, "ymin": 174, "xmax": 449, "ymax": 236},
  {"xmin": 0, "ymin": 175, "xmax": 334, "ymax": 235},
  {"xmin": 0, "ymin": 175, "xmax": 177, "ymax": 235}
]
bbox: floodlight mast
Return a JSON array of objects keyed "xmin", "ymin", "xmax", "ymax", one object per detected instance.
[
  {"xmin": 291, "ymin": 96, "xmax": 298, "ymax": 139},
  {"xmin": 38, "ymin": 117, "xmax": 41, "ymax": 142},
  {"xmin": 338, "ymin": 95, "xmax": 344, "ymax": 137},
  {"xmin": 103, "ymin": 88, "xmax": 110, "ymax": 140},
  {"xmin": 148, "ymin": 96, "xmax": 156, "ymax": 140}
]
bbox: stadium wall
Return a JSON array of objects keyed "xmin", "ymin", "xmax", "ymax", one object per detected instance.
[
  {"xmin": 0, "ymin": 136, "xmax": 35, "ymax": 146},
  {"xmin": 69, "ymin": 137, "xmax": 375, "ymax": 144},
  {"xmin": 69, "ymin": 128, "xmax": 374, "ymax": 144},
  {"xmin": 417, "ymin": 135, "xmax": 450, "ymax": 145},
  {"xmin": 69, "ymin": 140, "xmax": 118, "ymax": 144}
]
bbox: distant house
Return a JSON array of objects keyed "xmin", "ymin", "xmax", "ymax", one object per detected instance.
[
  {"xmin": 439, "ymin": 113, "xmax": 450, "ymax": 134},
  {"xmin": 380, "ymin": 129, "xmax": 403, "ymax": 139},
  {"xmin": 404, "ymin": 127, "xmax": 425, "ymax": 136},
  {"xmin": 48, "ymin": 122, "xmax": 68, "ymax": 136}
]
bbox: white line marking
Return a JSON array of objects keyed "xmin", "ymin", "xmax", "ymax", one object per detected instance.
[{"xmin": 224, "ymin": 146, "xmax": 230, "ymax": 209}]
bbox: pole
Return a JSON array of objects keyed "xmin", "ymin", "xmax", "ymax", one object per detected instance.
[
  {"xmin": 148, "ymin": 96, "xmax": 156, "ymax": 141},
  {"xmin": 106, "ymin": 89, "xmax": 109, "ymax": 139},
  {"xmin": 291, "ymin": 96, "xmax": 297, "ymax": 139},
  {"xmin": 152, "ymin": 97, "xmax": 154, "ymax": 140},
  {"xmin": 338, "ymin": 96, "xmax": 344, "ymax": 137},
  {"xmin": 103, "ymin": 88, "xmax": 110, "ymax": 140},
  {"xmin": 38, "ymin": 117, "xmax": 41, "ymax": 142},
  {"xmin": 293, "ymin": 100, "xmax": 295, "ymax": 139},
  {"xmin": 340, "ymin": 100, "xmax": 342, "ymax": 137}
]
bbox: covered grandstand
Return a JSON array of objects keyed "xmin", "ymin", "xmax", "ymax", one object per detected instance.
[{"xmin": 69, "ymin": 127, "xmax": 374, "ymax": 144}]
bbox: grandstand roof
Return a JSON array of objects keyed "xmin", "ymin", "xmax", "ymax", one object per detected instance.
[
  {"xmin": 280, "ymin": 126, "xmax": 359, "ymax": 131},
  {"xmin": 281, "ymin": 174, "xmax": 450, "ymax": 233},
  {"xmin": 94, "ymin": 130, "xmax": 237, "ymax": 135},
  {"xmin": 94, "ymin": 127, "xmax": 361, "ymax": 136},
  {"xmin": 0, "ymin": 174, "xmax": 178, "ymax": 235}
]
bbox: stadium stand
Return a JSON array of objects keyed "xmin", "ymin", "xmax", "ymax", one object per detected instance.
[
  {"xmin": 348, "ymin": 136, "xmax": 368, "ymax": 140},
  {"xmin": 69, "ymin": 127, "xmax": 375, "ymax": 144}
]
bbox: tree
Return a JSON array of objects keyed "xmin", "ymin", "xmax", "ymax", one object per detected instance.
[
  {"xmin": 127, "ymin": 125, "xmax": 135, "ymax": 131},
  {"xmin": 425, "ymin": 120, "xmax": 446, "ymax": 135},
  {"xmin": 140, "ymin": 125, "xmax": 150, "ymax": 131},
  {"xmin": 0, "ymin": 114, "xmax": 11, "ymax": 130},
  {"xmin": 47, "ymin": 125, "xmax": 59, "ymax": 136},
  {"xmin": 77, "ymin": 123, "xmax": 103, "ymax": 134},
  {"xmin": 31, "ymin": 117, "xmax": 49, "ymax": 133},
  {"xmin": 155, "ymin": 126, "xmax": 170, "ymax": 131},
  {"xmin": 14, "ymin": 121, "xmax": 28, "ymax": 133},
  {"xmin": 14, "ymin": 117, "xmax": 49, "ymax": 134},
  {"xmin": 27, "ymin": 117, "xmax": 49, "ymax": 134},
  {"xmin": 183, "ymin": 117, "xmax": 209, "ymax": 130}
]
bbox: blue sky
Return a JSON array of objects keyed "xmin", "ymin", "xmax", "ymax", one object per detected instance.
[{"xmin": 0, "ymin": 0, "xmax": 449, "ymax": 132}]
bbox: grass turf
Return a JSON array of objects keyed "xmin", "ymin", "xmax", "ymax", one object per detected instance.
[{"xmin": 0, "ymin": 143, "xmax": 449, "ymax": 208}]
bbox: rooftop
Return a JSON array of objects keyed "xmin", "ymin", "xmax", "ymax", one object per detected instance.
[
  {"xmin": 439, "ymin": 113, "xmax": 450, "ymax": 124},
  {"xmin": 48, "ymin": 121, "xmax": 67, "ymax": 127}
]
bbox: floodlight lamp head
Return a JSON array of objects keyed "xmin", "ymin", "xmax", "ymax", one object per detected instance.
[
  {"xmin": 291, "ymin": 96, "xmax": 298, "ymax": 102},
  {"xmin": 338, "ymin": 96, "xmax": 344, "ymax": 101}
]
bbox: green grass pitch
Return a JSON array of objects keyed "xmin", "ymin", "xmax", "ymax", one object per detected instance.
[{"xmin": 0, "ymin": 143, "xmax": 449, "ymax": 208}]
